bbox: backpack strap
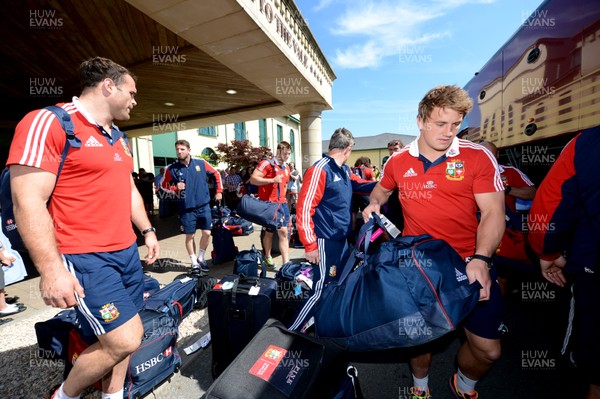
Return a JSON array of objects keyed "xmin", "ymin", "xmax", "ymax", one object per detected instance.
[
  {"xmin": 45, "ymin": 105, "xmax": 82, "ymax": 175},
  {"xmin": 266, "ymin": 157, "xmax": 282, "ymax": 200},
  {"xmin": 44, "ymin": 105, "xmax": 81, "ymax": 194}
]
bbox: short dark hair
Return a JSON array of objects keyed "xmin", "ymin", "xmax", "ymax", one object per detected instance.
[
  {"xmin": 277, "ymin": 141, "xmax": 291, "ymax": 151},
  {"xmin": 79, "ymin": 57, "xmax": 136, "ymax": 90},
  {"xmin": 175, "ymin": 139, "xmax": 190, "ymax": 149}
]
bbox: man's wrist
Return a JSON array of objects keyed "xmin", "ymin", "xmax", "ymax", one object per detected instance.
[
  {"xmin": 504, "ymin": 185, "xmax": 512, "ymax": 194},
  {"xmin": 141, "ymin": 227, "xmax": 156, "ymax": 235},
  {"xmin": 468, "ymin": 254, "xmax": 493, "ymax": 266}
]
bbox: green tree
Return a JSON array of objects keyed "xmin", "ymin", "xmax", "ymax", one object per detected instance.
[{"xmin": 216, "ymin": 140, "xmax": 271, "ymax": 168}]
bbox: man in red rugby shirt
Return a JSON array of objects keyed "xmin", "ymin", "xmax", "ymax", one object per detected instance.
[
  {"xmin": 364, "ymin": 85, "xmax": 505, "ymax": 399},
  {"xmin": 7, "ymin": 57, "xmax": 158, "ymax": 399}
]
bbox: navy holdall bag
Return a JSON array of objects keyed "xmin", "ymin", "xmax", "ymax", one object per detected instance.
[{"xmin": 314, "ymin": 214, "xmax": 481, "ymax": 351}]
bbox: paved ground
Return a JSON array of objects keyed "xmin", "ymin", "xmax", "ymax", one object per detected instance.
[{"xmin": 0, "ymin": 211, "xmax": 587, "ymax": 398}]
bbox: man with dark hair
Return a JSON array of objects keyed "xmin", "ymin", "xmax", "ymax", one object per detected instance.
[
  {"xmin": 7, "ymin": 57, "xmax": 159, "ymax": 399},
  {"xmin": 250, "ymin": 141, "xmax": 292, "ymax": 268},
  {"xmin": 364, "ymin": 85, "xmax": 505, "ymax": 399},
  {"xmin": 290, "ymin": 128, "xmax": 375, "ymax": 332},
  {"xmin": 162, "ymin": 140, "xmax": 223, "ymax": 273}
]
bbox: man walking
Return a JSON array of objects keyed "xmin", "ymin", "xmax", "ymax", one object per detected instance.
[
  {"xmin": 8, "ymin": 57, "xmax": 159, "ymax": 399},
  {"xmin": 363, "ymin": 85, "xmax": 505, "ymax": 399},
  {"xmin": 250, "ymin": 141, "xmax": 292, "ymax": 269},
  {"xmin": 162, "ymin": 140, "xmax": 223, "ymax": 273}
]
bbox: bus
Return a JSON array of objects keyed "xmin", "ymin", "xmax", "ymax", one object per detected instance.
[{"xmin": 460, "ymin": 0, "xmax": 600, "ymax": 183}]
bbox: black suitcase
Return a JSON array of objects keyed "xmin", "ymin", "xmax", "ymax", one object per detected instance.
[
  {"xmin": 211, "ymin": 220, "xmax": 239, "ymax": 265},
  {"xmin": 208, "ymin": 275, "xmax": 277, "ymax": 378},
  {"xmin": 205, "ymin": 318, "xmax": 363, "ymax": 399}
]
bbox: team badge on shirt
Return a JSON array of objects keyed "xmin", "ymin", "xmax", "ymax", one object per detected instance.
[
  {"xmin": 446, "ymin": 160, "xmax": 465, "ymax": 181},
  {"xmin": 196, "ymin": 165, "xmax": 201, "ymax": 172},
  {"xmin": 119, "ymin": 137, "xmax": 132, "ymax": 157},
  {"xmin": 329, "ymin": 265, "xmax": 337, "ymax": 277},
  {"xmin": 99, "ymin": 303, "xmax": 120, "ymax": 322}
]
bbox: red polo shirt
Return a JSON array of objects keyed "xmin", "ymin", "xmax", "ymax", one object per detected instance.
[
  {"xmin": 256, "ymin": 157, "xmax": 289, "ymax": 204},
  {"xmin": 380, "ymin": 137, "xmax": 504, "ymax": 258},
  {"xmin": 7, "ymin": 99, "xmax": 136, "ymax": 254}
]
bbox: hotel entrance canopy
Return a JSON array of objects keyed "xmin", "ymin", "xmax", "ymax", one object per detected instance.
[{"xmin": 0, "ymin": 0, "xmax": 335, "ymax": 151}]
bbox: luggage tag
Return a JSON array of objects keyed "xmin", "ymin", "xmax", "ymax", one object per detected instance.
[
  {"xmin": 222, "ymin": 281, "xmax": 235, "ymax": 290},
  {"xmin": 294, "ymin": 283, "xmax": 302, "ymax": 297},
  {"xmin": 248, "ymin": 286, "xmax": 260, "ymax": 296},
  {"xmin": 296, "ymin": 273, "xmax": 313, "ymax": 290}
]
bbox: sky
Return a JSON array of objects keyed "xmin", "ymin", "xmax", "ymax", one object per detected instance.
[{"xmin": 294, "ymin": 0, "xmax": 544, "ymax": 137}]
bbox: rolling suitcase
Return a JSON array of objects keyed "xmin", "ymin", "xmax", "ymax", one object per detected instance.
[
  {"xmin": 205, "ymin": 318, "xmax": 363, "ymax": 399},
  {"xmin": 211, "ymin": 218, "xmax": 238, "ymax": 265},
  {"xmin": 207, "ymin": 274, "xmax": 277, "ymax": 378}
]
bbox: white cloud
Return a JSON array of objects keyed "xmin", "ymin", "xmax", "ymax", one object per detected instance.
[{"xmin": 330, "ymin": 0, "xmax": 493, "ymax": 69}]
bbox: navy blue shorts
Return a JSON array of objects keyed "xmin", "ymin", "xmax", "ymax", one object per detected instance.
[
  {"xmin": 64, "ymin": 243, "xmax": 143, "ymax": 336},
  {"xmin": 180, "ymin": 203, "xmax": 212, "ymax": 234},
  {"xmin": 462, "ymin": 268, "xmax": 505, "ymax": 339}
]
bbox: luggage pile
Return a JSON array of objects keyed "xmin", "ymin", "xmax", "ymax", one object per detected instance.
[{"xmin": 34, "ymin": 273, "xmax": 216, "ymax": 398}]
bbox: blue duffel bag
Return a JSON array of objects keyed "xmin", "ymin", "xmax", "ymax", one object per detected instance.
[{"xmin": 314, "ymin": 214, "xmax": 481, "ymax": 351}]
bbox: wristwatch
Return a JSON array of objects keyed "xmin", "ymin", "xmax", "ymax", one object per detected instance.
[
  {"xmin": 142, "ymin": 227, "xmax": 156, "ymax": 235},
  {"xmin": 504, "ymin": 185, "xmax": 512, "ymax": 195},
  {"xmin": 469, "ymin": 254, "xmax": 493, "ymax": 266}
]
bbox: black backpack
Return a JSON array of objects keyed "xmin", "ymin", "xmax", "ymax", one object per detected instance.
[{"xmin": 0, "ymin": 106, "xmax": 81, "ymax": 252}]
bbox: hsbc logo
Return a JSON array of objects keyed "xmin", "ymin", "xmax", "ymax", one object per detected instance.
[{"xmin": 134, "ymin": 346, "xmax": 173, "ymax": 375}]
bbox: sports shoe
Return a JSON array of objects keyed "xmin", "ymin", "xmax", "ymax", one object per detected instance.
[
  {"xmin": 198, "ymin": 260, "xmax": 210, "ymax": 273},
  {"xmin": 449, "ymin": 373, "xmax": 479, "ymax": 399},
  {"xmin": 189, "ymin": 266, "xmax": 202, "ymax": 277},
  {"xmin": 264, "ymin": 256, "xmax": 276, "ymax": 270},
  {"xmin": 409, "ymin": 386, "xmax": 431, "ymax": 399},
  {"xmin": 45, "ymin": 384, "xmax": 61, "ymax": 399}
]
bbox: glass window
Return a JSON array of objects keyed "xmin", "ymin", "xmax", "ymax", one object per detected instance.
[
  {"xmin": 276, "ymin": 124, "xmax": 283, "ymax": 143},
  {"xmin": 234, "ymin": 122, "xmax": 246, "ymax": 140},
  {"xmin": 198, "ymin": 126, "xmax": 217, "ymax": 137},
  {"xmin": 259, "ymin": 119, "xmax": 268, "ymax": 147}
]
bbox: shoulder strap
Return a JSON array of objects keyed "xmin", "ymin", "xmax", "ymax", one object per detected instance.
[
  {"xmin": 44, "ymin": 106, "xmax": 81, "ymax": 196},
  {"xmin": 44, "ymin": 105, "xmax": 81, "ymax": 176}
]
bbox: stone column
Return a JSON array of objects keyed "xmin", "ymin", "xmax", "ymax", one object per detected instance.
[{"xmin": 298, "ymin": 104, "xmax": 325, "ymax": 171}]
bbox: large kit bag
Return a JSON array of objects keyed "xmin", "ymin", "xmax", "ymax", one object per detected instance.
[
  {"xmin": 207, "ymin": 274, "xmax": 278, "ymax": 378},
  {"xmin": 236, "ymin": 159, "xmax": 285, "ymax": 231},
  {"xmin": 124, "ymin": 308, "xmax": 182, "ymax": 398},
  {"xmin": 314, "ymin": 214, "xmax": 481, "ymax": 351},
  {"xmin": 233, "ymin": 244, "xmax": 266, "ymax": 278},
  {"xmin": 237, "ymin": 194, "xmax": 282, "ymax": 231},
  {"xmin": 211, "ymin": 217, "xmax": 239, "ymax": 265},
  {"xmin": 205, "ymin": 318, "xmax": 363, "ymax": 399},
  {"xmin": 144, "ymin": 276, "xmax": 198, "ymax": 321},
  {"xmin": 0, "ymin": 105, "xmax": 82, "ymax": 252}
]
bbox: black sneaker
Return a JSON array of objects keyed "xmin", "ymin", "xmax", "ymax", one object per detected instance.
[
  {"xmin": 189, "ymin": 266, "xmax": 202, "ymax": 277},
  {"xmin": 199, "ymin": 260, "xmax": 210, "ymax": 273}
]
